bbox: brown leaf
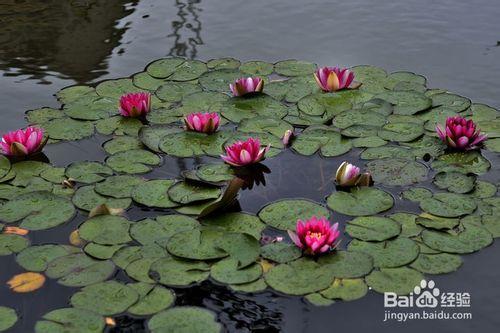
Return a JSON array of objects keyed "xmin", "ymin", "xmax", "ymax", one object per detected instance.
[
  {"xmin": 105, "ymin": 317, "xmax": 116, "ymax": 326},
  {"xmin": 69, "ymin": 230, "xmax": 84, "ymax": 247},
  {"xmin": 3, "ymin": 226, "xmax": 29, "ymax": 235},
  {"xmin": 7, "ymin": 272, "xmax": 46, "ymax": 293}
]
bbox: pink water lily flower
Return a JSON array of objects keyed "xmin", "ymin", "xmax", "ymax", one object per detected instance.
[
  {"xmin": 184, "ymin": 112, "xmax": 220, "ymax": 134},
  {"xmin": 119, "ymin": 92, "xmax": 151, "ymax": 117},
  {"xmin": 314, "ymin": 66, "xmax": 355, "ymax": 92},
  {"xmin": 0, "ymin": 127, "xmax": 46, "ymax": 157},
  {"xmin": 229, "ymin": 77, "xmax": 264, "ymax": 97},
  {"xmin": 335, "ymin": 161, "xmax": 372, "ymax": 187},
  {"xmin": 436, "ymin": 116, "xmax": 487, "ymax": 150},
  {"xmin": 221, "ymin": 137, "xmax": 269, "ymax": 167},
  {"xmin": 288, "ymin": 216, "xmax": 340, "ymax": 255}
]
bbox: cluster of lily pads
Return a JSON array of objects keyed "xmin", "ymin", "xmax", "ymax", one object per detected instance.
[{"xmin": 0, "ymin": 57, "xmax": 499, "ymax": 332}]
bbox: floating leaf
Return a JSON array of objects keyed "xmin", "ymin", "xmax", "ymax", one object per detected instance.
[
  {"xmin": 0, "ymin": 192, "xmax": 75, "ymax": 230},
  {"xmin": 169, "ymin": 60, "xmax": 207, "ymax": 81},
  {"xmin": 274, "ymin": 60, "xmax": 316, "ymax": 76},
  {"xmin": 258, "ymin": 199, "xmax": 329, "ymax": 230},
  {"xmin": 132, "ymin": 179, "xmax": 178, "ymax": 208},
  {"xmin": 389, "ymin": 213, "xmax": 423, "ymax": 237},
  {"xmin": 127, "ymin": 283, "xmax": 175, "ymax": 316},
  {"xmin": 260, "ymin": 242, "xmax": 302, "ymax": 264},
  {"xmin": 320, "ymin": 278, "xmax": 368, "ymax": 301},
  {"xmin": 0, "ymin": 306, "xmax": 17, "ymax": 332},
  {"xmin": 84, "ymin": 243, "xmax": 124, "ymax": 260},
  {"xmin": 148, "ymin": 307, "xmax": 222, "ymax": 333},
  {"xmin": 211, "ymin": 258, "xmax": 262, "ymax": 284},
  {"xmin": 433, "ymin": 172, "xmax": 475, "ymax": 194},
  {"xmin": 229, "ymin": 278, "xmax": 268, "ymax": 293},
  {"xmin": 360, "ymin": 146, "xmax": 414, "ymax": 160},
  {"xmin": 420, "ymin": 193, "xmax": 476, "ymax": 217},
  {"xmin": 7, "ymin": 272, "xmax": 45, "ymax": 293},
  {"xmin": 72, "ymin": 186, "xmax": 131, "ymax": 212},
  {"xmin": 377, "ymin": 122, "xmax": 424, "ymax": 142},
  {"xmin": 318, "ymin": 251, "xmax": 374, "ymax": 278},
  {"xmin": 150, "ymin": 257, "xmax": 210, "ymax": 287},
  {"xmin": 95, "ymin": 116, "xmax": 143, "ymax": 136},
  {"xmin": 168, "ymin": 182, "xmax": 221, "ymax": 204},
  {"xmin": 410, "ymin": 253, "xmax": 462, "ymax": 274},
  {"xmin": 71, "ymin": 281, "xmax": 139, "ymax": 315},
  {"xmin": 0, "ymin": 156, "xmax": 10, "ymax": 180},
  {"xmin": 416, "ymin": 213, "xmax": 459, "ymax": 230},
  {"xmin": 16, "ymin": 245, "xmax": 79, "ymax": 272},
  {"xmin": 305, "ymin": 293, "xmax": 335, "ymax": 306},
  {"xmin": 66, "ymin": 162, "xmax": 113, "ymax": 184},
  {"xmin": 240, "ymin": 61, "xmax": 274, "ymax": 76},
  {"xmin": 365, "ymin": 267, "xmax": 423, "ymax": 295},
  {"xmin": 292, "ymin": 125, "xmax": 352, "ymax": 157},
  {"xmin": 147, "ymin": 57, "xmax": 185, "ymax": 78},
  {"xmin": 220, "ymin": 95, "xmax": 289, "ymax": 123},
  {"xmin": 43, "ymin": 118, "xmax": 94, "ymax": 141},
  {"xmin": 34, "ymin": 308, "xmax": 104, "ymax": 333},
  {"xmin": 346, "ymin": 216, "xmax": 401, "ymax": 241},
  {"xmin": 348, "ymin": 238, "xmax": 419, "ymax": 268},
  {"xmin": 94, "ymin": 175, "xmax": 145, "ymax": 199},
  {"xmin": 106, "ymin": 149, "xmax": 160, "ymax": 174},
  {"xmin": 79, "ymin": 215, "xmax": 132, "ymax": 245},
  {"xmin": 199, "ymin": 69, "xmax": 243, "ymax": 92},
  {"xmin": 431, "ymin": 151, "xmax": 490, "ymax": 175},
  {"xmin": 376, "ymin": 91, "xmax": 431, "ymax": 115},
  {"xmin": 366, "ymin": 158, "xmax": 428, "ymax": 186},
  {"xmin": 326, "ymin": 188, "xmax": 394, "ymax": 216},
  {"xmin": 166, "ymin": 229, "xmax": 227, "ymax": 260}
]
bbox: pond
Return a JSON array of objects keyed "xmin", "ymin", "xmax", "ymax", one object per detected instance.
[{"xmin": 1, "ymin": 1, "xmax": 500, "ymax": 332}]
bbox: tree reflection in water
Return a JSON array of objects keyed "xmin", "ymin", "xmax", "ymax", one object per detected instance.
[{"xmin": 168, "ymin": 0, "xmax": 203, "ymax": 59}]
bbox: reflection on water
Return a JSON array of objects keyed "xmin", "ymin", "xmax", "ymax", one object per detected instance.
[
  {"xmin": 168, "ymin": 0, "xmax": 203, "ymax": 58},
  {"xmin": 0, "ymin": 0, "xmax": 137, "ymax": 83}
]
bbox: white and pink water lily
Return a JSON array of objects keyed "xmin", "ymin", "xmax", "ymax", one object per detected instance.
[
  {"xmin": 288, "ymin": 216, "xmax": 340, "ymax": 255},
  {"xmin": 436, "ymin": 116, "xmax": 487, "ymax": 150},
  {"xmin": 119, "ymin": 92, "xmax": 151, "ymax": 117},
  {"xmin": 184, "ymin": 112, "xmax": 220, "ymax": 134},
  {"xmin": 335, "ymin": 161, "xmax": 372, "ymax": 187},
  {"xmin": 0, "ymin": 127, "xmax": 46, "ymax": 157},
  {"xmin": 229, "ymin": 77, "xmax": 264, "ymax": 97},
  {"xmin": 220, "ymin": 137, "xmax": 269, "ymax": 167},
  {"xmin": 314, "ymin": 66, "xmax": 356, "ymax": 92}
]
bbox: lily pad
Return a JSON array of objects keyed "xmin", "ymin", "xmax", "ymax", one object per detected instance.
[
  {"xmin": 84, "ymin": 243, "xmax": 124, "ymax": 260},
  {"xmin": 220, "ymin": 95, "xmax": 289, "ymax": 123},
  {"xmin": 95, "ymin": 116, "xmax": 143, "ymax": 136},
  {"xmin": 167, "ymin": 182, "xmax": 221, "ymax": 204},
  {"xmin": 421, "ymin": 222, "xmax": 493, "ymax": 253},
  {"xmin": 410, "ymin": 253, "xmax": 462, "ymax": 274},
  {"xmin": 130, "ymin": 215, "xmax": 199, "ymax": 247},
  {"xmin": 365, "ymin": 267, "xmax": 423, "ymax": 295},
  {"xmin": 34, "ymin": 308, "xmax": 104, "ymax": 333},
  {"xmin": 274, "ymin": 60, "xmax": 316, "ymax": 76},
  {"xmin": 159, "ymin": 131, "xmax": 231, "ymax": 157},
  {"xmin": 346, "ymin": 216, "xmax": 401, "ymax": 241},
  {"xmin": 132, "ymin": 179, "xmax": 178, "ymax": 208},
  {"xmin": 0, "ymin": 156, "xmax": 10, "ymax": 180},
  {"xmin": 71, "ymin": 280, "xmax": 139, "ymax": 315},
  {"xmin": 258, "ymin": 199, "xmax": 329, "ymax": 230},
  {"xmin": 201, "ymin": 212, "xmax": 265, "ymax": 240},
  {"xmin": 147, "ymin": 57, "xmax": 185, "ymax": 78},
  {"xmin": 94, "ymin": 175, "xmax": 145, "ymax": 199},
  {"xmin": 320, "ymin": 278, "xmax": 368, "ymax": 301},
  {"xmin": 166, "ymin": 229, "xmax": 227, "ymax": 260},
  {"xmin": 72, "ymin": 185, "xmax": 131, "ymax": 211},
  {"xmin": 199, "ymin": 69, "xmax": 243, "ymax": 92},
  {"xmin": 43, "ymin": 118, "xmax": 94, "ymax": 141},
  {"xmin": 127, "ymin": 283, "xmax": 175, "ymax": 316},
  {"xmin": 155, "ymin": 81, "xmax": 202, "ymax": 102},
  {"xmin": 360, "ymin": 146, "xmax": 414, "ymax": 160},
  {"xmin": 261, "ymin": 242, "xmax": 302, "ymax": 264},
  {"xmin": 16, "ymin": 245, "xmax": 79, "ymax": 272},
  {"xmin": 416, "ymin": 213, "xmax": 459, "ymax": 230},
  {"xmin": 195, "ymin": 163, "xmax": 235, "ymax": 183},
  {"xmin": 420, "ymin": 193, "xmax": 477, "ymax": 217},
  {"xmin": 348, "ymin": 238, "xmax": 419, "ymax": 268},
  {"xmin": 211, "ymin": 258, "xmax": 262, "ymax": 284},
  {"xmin": 79, "ymin": 215, "xmax": 132, "ymax": 245},
  {"xmin": 169, "ymin": 60, "xmax": 207, "ymax": 81},
  {"xmin": 240, "ymin": 61, "xmax": 274, "ymax": 76},
  {"xmin": 106, "ymin": 149, "xmax": 160, "ymax": 174},
  {"xmin": 292, "ymin": 126, "xmax": 352, "ymax": 157},
  {"xmin": 0, "ymin": 191, "xmax": 75, "ymax": 230},
  {"xmin": 377, "ymin": 122, "xmax": 424, "ymax": 142},
  {"xmin": 0, "ymin": 306, "xmax": 17, "ymax": 332},
  {"xmin": 376, "ymin": 91, "xmax": 431, "ymax": 115},
  {"xmin": 264, "ymin": 258, "xmax": 334, "ymax": 295},
  {"xmin": 0, "ymin": 234, "xmax": 29, "ymax": 256},
  {"xmin": 66, "ymin": 161, "xmax": 113, "ymax": 184},
  {"xmin": 46, "ymin": 253, "xmax": 115, "ymax": 287},
  {"xmin": 103, "ymin": 136, "xmax": 143, "ymax": 155},
  {"xmin": 402, "ymin": 187, "xmax": 433, "ymax": 202},
  {"xmin": 431, "ymin": 151, "xmax": 491, "ymax": 175},
  {"xmin": 148, "ymin": 307, "xmax": 222, "ymax": 333},
  {"xmin": 367, "ymin": 158, "xmax": 428, "ymax": 186},
  {"xmin": 326, "ymin": 188, "xmax": 394, "ymax": 216},
  {"xmin": 433, "ymin": 172, "xmax": 476, "ymax": 194},
  {"xmin": 318, "ymin": 251, "xmax": 374, "ymax": 278},
  {"xmin": 150, "ymin": 257, "xmax": 210, "ymax": 287}
]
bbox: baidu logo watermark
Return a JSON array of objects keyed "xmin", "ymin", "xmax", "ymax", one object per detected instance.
[{"xmin": 383, "ymin": 280, "xmax": 472, "ymax": 322}]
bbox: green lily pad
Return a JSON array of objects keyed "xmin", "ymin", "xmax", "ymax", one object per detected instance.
[
  {"xmin": 348, "ymin": 238, "xmax": 419, "ymax": 268},
  {"xmin": 199, "ymin": 69, "xmax": 243, "ymax": 92},
  {"xmin": 66, "ymin": 161, "xmax": 113, "ymax": 184},
  {"xmin": 148, "ymin": 307, "xmax": 222, "ymax": 333},
  {"xmin": 63, "ymin": 96, "xmax": 115, "ymax": 121},
  {"xmin": 431, "ymin": 92, "xmax": 471, "ymax": 112},
  {"xmin": 346, "ymin": 216, "xmax": 401, "ymax": 241},
  {"xmin": 132, "ymin": 179, "xmax": 178, "ymax": 208},
  {"xmin": 43, "ymin": 118, "xmax": 94, "ymax": 141},
  {"xmin": 326, "ymin": 187, "xmax": 394, "ymax": 216},
  {"xmin": 34, "ymin": 308, "xmax": 104, "ymax": 333},
  {"xmin": 416, "ymin": 214, "xmax": 459, "ymax": 230},
  {"xmin": 211, "ymin": 258, "xmax": 262, "ymax": 284},
  {"xmin": 155, "ymin": 81, "xmax": 202, "ymax": 102},
  {"xmin": 318, "ymin": 251, "xmax": 374, "ymax": 278},
  {"xmin": 360, "ymin": 146, "xmax": 414, "ymax": 160},
  {"xmin": 220, "ymin": 94, "xmax": 289, "ymax": 123},
  {"xmin": 229, "ymin": 278, "xmax": 268, "ymax": 293},
  {"xmin": 352, "ymin": 136, "xmax": 387, "ymax": 148},
  {"xmin": 71, "ymin": 280, "xmax": 139, "ymax": 315},
  {"xmin": 292, "ymin": 125, "xmax": 352, "ymax": 157},
  {"xmin": 169, "ymin": 60, "xmax": 207, "ymax": 81},
  {"xmin": 95, "ymin": 116, "xmax": 143, "ymax": 136},
  {"xmin": 159, "ymin": 131, "xmax": 231, "ymax": 157},
  {"xmin": 167, "ymin": 182, "xmax": 221, "ymax": 204},
  {"xmin": 94, "ymin": 175, "xmax": 145, "ymax": 198},
  {"xmin": 166, "ymin": 229, "xmax": 227, "ymax": 260},
  {"xmin": 130, "ymin": 215, "xmax": 199, "ymax": 247},
  {"xmin": 150, "ymin": 257, "xmax": 210, "ymax": 287},
  {"xmin": 106, "ymin": 149, "xmax": 160, "ymax": 174},
  {"xmin": 0, "ymin": 156, "xmax": 10, "ymax": 180},
  {"xmin": 367, "ymin": 158, "xmax": 428, "ymax": 186},
  {"xmin": 238, "ymin": 117, "xmax": 293, "ymax": 138},
  {"xmin": 96, "ymin": 78, "xmax": 143, "ymax": 98},
  {"xmin": 482, "ymin": 215, "xmax": 500, "ymax": 237},
  {"xmin": 0, "ymin": 191, "xmax": 75, "ymax": 230},
  {"xmin": 389, "ymin": 213, "xmax": 423, "ymax": 237},
  {"xmin": 376, "ymin": 91, "xmax": 431, "ymax": 115},
  {"xmin": 201, "ymin": 212, "xmax": 265, "ymax": 240},
  {"xmin": 127, "ymin": 283, "xmax": 175, "ymax": 316},
  {"xmin": 0, "ymin": 234, "xmax": 29, "ymax": 256},
  {"xmin": 365, "ymin": 267, "xmax": 423, "ymax": 295},
  {"xmin": 0, "ymin": 306, "xmax": 17, "ymax": 332},
  {"xmin": 103, "ymin": 136, "xmax": 143, "ymax": 155},
  {"xmin": 26, "ymin": 107, "xmax": 65, "ymax": 125},
  {"xmin": 264, "ymin": 258, "xmax": 334, "ymax": 295},
  {"xmin": 261, "ymin": 242, "xmax": 302, "ymax": 263},
  {"xmin": 402, "ymin": 187, "xmax": 433, "ymax": 202},
  {"xmin": 125, "ymin": 257, "xmax": 158, "ymax": 283},
  {"xmin": 334, "ymin": 109, "xmax": 386, "ymax": 129},
  {"xmin": 421, "ymin": 222, "xmax": 493, "ymax": 254},
  {"xmin": 410, "ymin": 253, "xmax": 462, "ymax": 274},
  {"xmin": 195, "ymin": 163, "xmax": 235, "ymax": 183},
  {"xmin": 79, "ymin": 215, "xmax": 132, "ymax": 245},
  {"xmin": 46, "ymin": 253, "xmax": 115, "ymax": 287},
  {"xmin": 84, "ymin": 243, "xmax": 125, "ymax": 260},
  {"xmin": 72, "ymin": 185, "xmax": 131, "ymax": 211},
  {"xmin": 258, "ymin": 199, "xmax": 329, "ymax": 230},
  {"xmin": 320, "ymin": 278, "xmax": 368, "ymax": 301},
  {"xmin": 240, "ymin": 61, "xmax": 274, "ymax": 76},
  {"xmin": 377, "ymin": 122, "xmax": 424, "ymax": 142},
  {"xmin": 433, "ymin": 172, "xmax": 476, "ymax": 194},
  {"xmin": 304, "ymin": 293, "xmax": 335, "ymax": 306},
  {"xmin": 112, "ymin": 244, "xmax": 168, "ymax": 269},
  {"xmin": 470, "ymin": 180, "xmax": 497, "ymax": 198},
  {"xmin": 420, "ymin": 193, "xmax": 477, "ymax": 217},
  {"xmin": 16, "ymin": 245, "xmax": 79, "ymax": 272},
  {"xmin": 214, "ymin": 232, "xmax": 261, "ymax": 268},
  {"xmin": 431, "ymin": 151, "xmax": 491, "ymax": 175},
  {"xmin": 274, "ymin": 59, "xmax": 316, "ymax": 76},
  {"xmin": 485, "ymin": 138, "xmax": 500, "ymax": 152},
  {"xmin": 147, "ymin": 57, "xmax": 185, "ymax": 78}
]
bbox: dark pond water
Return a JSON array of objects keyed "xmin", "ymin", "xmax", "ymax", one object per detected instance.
[{"xmin": 1, "ymin": 0, "xmax": 500, "ymax": 332}]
